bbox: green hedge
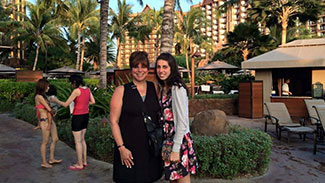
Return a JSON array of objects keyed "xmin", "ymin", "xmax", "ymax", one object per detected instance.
[
  {"xmin": 193, "ymin": 94, "xmax": 238, "ymax": 99},
  {"xmin": 0, "ymin": 79, "xmax": 100, "ymax": 103},
  {"xmin": 0, "ymin": 80, "xmax": 36, "ymax": 102},
  {"xmin": 13, "ymin": 103, "xmax": 272, "ymax": 179},
  {"xmin": 193, "ymin": 126, "xmax": 272, "ymax": 179},
  {"xmin": 0, "ymin": 79, "xmax": 112, "ymax": 119}
]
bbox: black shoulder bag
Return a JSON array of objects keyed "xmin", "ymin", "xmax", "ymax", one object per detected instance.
[
  {"xmin": 141, "ymin": 102, "xmax": 163, "ymax": 157},
  {"xmin": 134, "ymin": 84, "xmax": 163, "ymax": 157}
]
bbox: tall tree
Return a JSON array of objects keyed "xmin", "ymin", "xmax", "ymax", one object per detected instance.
[
  {"xmin": 174, "ymin": 7, "xmax": 204, "ymax": 77},
  {"xmin": 109, "ymin": 0, "xmax": 136, "ymax": 68},
  {"xmin": 160, "ymin": 0, "xmax": 176, "ymax": 54},
  {"xmin": 98, "ymin": 0, "xmax": 109, "ymax": 88},
  {"xmin": 16, "ymin": 0, "xmax": 62, "ymax": 71},
  {"xmin": 227, "ymin": 22, "xmax": 274, "ymax": 61},
  {"xmin": 251, "ymin": 0, "xmax": 322, "ymax": 45},
  {"xmin": 142, "ymin": 8, "xmax": 163, "ymax": 59},
  {"xmin": 65, "ymin": 0, "xmax": 99, "ymax": 70}
]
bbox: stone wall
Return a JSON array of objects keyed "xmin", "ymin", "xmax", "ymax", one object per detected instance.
[{"xmin": 189, "ymin": 98, "xmax": 238, "ymax": 117}]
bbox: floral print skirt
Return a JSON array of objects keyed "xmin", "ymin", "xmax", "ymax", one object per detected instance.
[{"xmin": 163, "ymin": 131, "xmax": 198, "ymax": 180}]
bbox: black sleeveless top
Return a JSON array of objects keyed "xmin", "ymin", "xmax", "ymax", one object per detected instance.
[{"xmin": 113, "ymin": 81, "xmax": 163, "ymax": 183}]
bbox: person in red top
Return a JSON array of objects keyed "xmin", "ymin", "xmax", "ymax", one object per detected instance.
[{"xmin": 52, "ymin": 75, "xmax": 95, "ymax": 170}]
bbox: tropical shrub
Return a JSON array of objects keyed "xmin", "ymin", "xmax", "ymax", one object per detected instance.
[
  {"xmin": 193, "ymin": 125, "xmax": 272, "ymax": 179},
  {"xmin": 220, "ymin": 74, "xmax": 255, "ymax": 94}
]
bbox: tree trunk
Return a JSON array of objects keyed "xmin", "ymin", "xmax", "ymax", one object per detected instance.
[
  {"xmin": 99, "ymin": 0, "xmax": 109, "ymax": 89},
  {"xmin": 154, "ymin": 35, "xmax": 159, "ymax": 60},
  {"xmin": 76, "ymin": 30, "xmax": 81, "ymax": 70},
  {"xmin": 281, "ymin": 14, "xmax": 288, "ymax": 45},
  {"xmin": 32, "ymin": 44, "xmax": 40, "ymax": 71},
  {"xmin": 185, "ymin": 51, "xmax": 190, "ymax": 80},
  {"xmin": 116, "ymin": 37, "xmax": 121, "ymax": 68},
  {"xmin": 160, "ymin": 0, "xmax": 175, "ymax": 53},
  {"xmin": 80, "ymin": 37, "xmax": 85, "ymax": 71},
  {"xmin": 242, "ymin": 48, "xmax": 249, "ymax": 61}
]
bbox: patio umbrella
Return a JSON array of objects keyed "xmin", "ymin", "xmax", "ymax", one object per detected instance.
[
  {"xmin": 0, "ymin": 64, "xmax": 16, "ymax": 74},
  {"xmin": 198, "ymin": 61, "xmax": 238, "ymax": 70},
  {"xmin": 48, "ymin": 66, "xmax": 84, "ymax": 74},
  {"xmin": 89, "ymin": 68, "xmax": 117, "ymax": 75}
]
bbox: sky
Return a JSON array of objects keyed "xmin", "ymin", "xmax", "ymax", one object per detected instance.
[
  {"xmin": 109, "ymin": 0, "xmax": 202, "ymax": 13},
  {"xmin": 28, "ymin": 0, "xmax": 202, "ymax": 13}
]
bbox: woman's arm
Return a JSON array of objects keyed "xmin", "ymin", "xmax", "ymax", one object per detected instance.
[
  {"xmin": 110, "ymin": 86, "xmax": 134, "ymax": 168},
  {"xmin": 38, "ymin": 95, "xmax": 53, "ymax": 112},
  {"xmin": 171, "ymin": 86, "xmax": 189, "ymax": 153},
  {"xmin": 52, "ymin": 89, "xmax": 80, "ymax": 108},
  {"xmin": 89, "ymin": 91, "xmax": 95, "ymax": 105}
]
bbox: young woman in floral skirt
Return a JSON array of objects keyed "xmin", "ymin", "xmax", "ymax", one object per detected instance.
[{"xmin": 155, "ymin": 53, "xmax": 198, "ymax": 183}]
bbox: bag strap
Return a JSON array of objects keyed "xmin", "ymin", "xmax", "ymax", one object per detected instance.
[{"xmin": 131, "ymin": 82, "xmax": 148, "ymax": 117}]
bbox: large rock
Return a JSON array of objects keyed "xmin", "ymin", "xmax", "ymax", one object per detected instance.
[{"xmin": 191, "ymin": 109, "xmax": 229, "ymax": 136}]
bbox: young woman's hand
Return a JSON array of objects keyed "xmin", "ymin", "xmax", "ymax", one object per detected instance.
[
  {"xmin": 169, "ymin": 152, "xmax": 180, "ymax": 163},
  {"xmin": 119, "ymin": 146, "xmax": 134, "ymax": 168}
]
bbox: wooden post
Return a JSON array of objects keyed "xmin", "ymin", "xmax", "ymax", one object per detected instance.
[
  {"xmin": 191, "ymin": 50, "xmax": 201, "ymax": 98},
  {"xmin": 191, "ymin": 56, "xmax": 195, "ymax": 98}
]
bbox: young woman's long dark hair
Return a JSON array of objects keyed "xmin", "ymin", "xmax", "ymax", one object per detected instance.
[
  {"xmin": 155, "ymin": 53, "xmax": 188, "ymax": 95},
  {"xmin": 35, "ymin": 78, "xmax": 50, "ymax": 100},
  {"xmin": 69, "ymin": 74, "xmax": 84, "ymax": 88}
]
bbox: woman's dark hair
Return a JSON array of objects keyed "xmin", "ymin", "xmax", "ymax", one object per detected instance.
[
  {"xmin": 129, "ymin": 51, "xmax": 149, "ymax": 69},
  {"xmin": 35, "ymin": 78, "xmax": 50, "ymax": 99},
  {"xmin": 69, "ymin": 74, "xmax": 84, "ymax": 88},
  {"xmin": 47, "ymin": 84, "xmax": 57, "ymax": 96},
  {"xmin": 155, "ymin": 52, "xmax": 188, "ymax": 94}
]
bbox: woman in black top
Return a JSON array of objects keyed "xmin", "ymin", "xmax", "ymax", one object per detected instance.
[{"xmin": 110, "ymin": 51, "xmax": 163, "ymax": 183}]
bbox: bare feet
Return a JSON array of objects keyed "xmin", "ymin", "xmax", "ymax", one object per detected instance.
[
  {"xmin": 49, "ymin": 159, "xmax": 62, "ymax": 164},
  {"xmin": 68, "ymin": 164, "xmax": 83, "ymax": 170},
  {"xmin": 41, "ymin": 163, "xmax": 52, "ymax": 168}
]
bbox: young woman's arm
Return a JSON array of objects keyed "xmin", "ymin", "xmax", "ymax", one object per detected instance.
[
  {"xmin": 110, "ymin": 86, "xmax": 134, "ymax": 168},
  {"xmin": 171, "ymin": 86, "xmax": 189, "ymax": 152},
  {"xmin": 38, "ymin": 95, "xmax": 53, "ymax": 112},
  {"xmin": 89, "ymin": 91, "xmax": 95, "ymax": 105},
  {"xmin": 52, "ymin": 89, "xmax": 80, "ymax": 108}
]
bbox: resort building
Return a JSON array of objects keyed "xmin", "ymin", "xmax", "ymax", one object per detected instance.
[
  {"xmin": 308, "ymin": 14, "xmax": 325, "ymax": 37},
  {"xmin": 193, "ymin": 0, "xmax": 249, "ymax": 54},
  {"xmin": 0, "ymin": 0, "xmax": 26, "ymax": 65}
]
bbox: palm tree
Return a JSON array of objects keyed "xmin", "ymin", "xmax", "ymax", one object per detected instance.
[
  {"xmin": 251, "ymin": 0, "xmax": 322, "ymax": 45},
  {"xmin": 109, "ymin": 0, "xmax": 136, "ymax": 68},
  {"xmin": 98, "ymin": 0, "xmax": 109, "ymax": 88},
  {"xmin": 227, "ymin": 22, "xmax": 274, "ymax": 61},
  {"xmin": 64, "ymin": 0, "xmax": 99, "ymax": 71},
  {"xmin": 85, "ymin": 24, "xmax": 115, "ymax": 71},
  {"xmin": 16, "ymin": 0, "xmax": 62, "ymax": 71},
  {"xmin": 174, "ymin": 7, "xmax": 204, "ymax": 77},
  {"xmin": 160, "ymin": 0, "xmax": 176, "ymax": 54},
  {"xmin": 142, "ymin": 8, "xmax": 163, "ymax": 59},
  {"xmin": 128, "ymin": 16, "xmax": 152, "ymax": 51}
]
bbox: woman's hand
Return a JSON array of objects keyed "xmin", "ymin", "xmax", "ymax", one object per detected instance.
[
  {"xmin": 50, "ymin": 97, "xmax": 57, "ymax": 103},
  {"xmin": 169, "ymin": 152, "xmax": 180, "ymax": 163},
  {"xmin": 119, "ymin": 146, "xmax": 134, "ymax": 168}
]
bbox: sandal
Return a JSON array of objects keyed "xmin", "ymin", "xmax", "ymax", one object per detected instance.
[
  {"xmin": 49, "ymin": 159, "xmax": 62, "ymax": 164},
  {"xmin": 83, "ymin": 163, "xmax": 89, "ymax": 167},
  {"xmin": 68, "ymin": 165, "xmax": 83, "ymax": 171}
]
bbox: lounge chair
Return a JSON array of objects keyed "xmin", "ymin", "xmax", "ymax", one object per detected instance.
[
  {"xmin": 264, "ymin": 102, "xmax": 315, "ymax": 142},
  {"xmin": 304, "ymin": 99, "xmax": 325, "ymax": 139},
  {"xmin": 312, "ymin": 105, "xmax": 325, "ymax": 154}
]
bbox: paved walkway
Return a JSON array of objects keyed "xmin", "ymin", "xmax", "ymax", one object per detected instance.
[{"xmin": 0, "ymin": 113, "xmax": 325, "ymax": 183}]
